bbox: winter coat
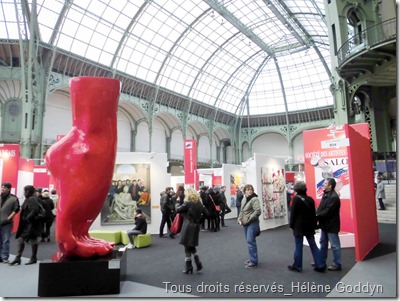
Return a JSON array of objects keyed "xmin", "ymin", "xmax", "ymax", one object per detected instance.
[
  {"xmin": 238, "ymin": 193, "xmax": 261, "ymax": 226},
  {"xmin": 316, "ymin": 189, "xmax": 341, "ymax": 233},
  {"xmin": 0, "ymin": 193, "xmax": 20, "ymax": 226},
  {"xmin": 39, "ymin": 196, "xmax": 55, "ymax": 222},
  {"xmin": 16, "ymin": 195, "xmax": 43, "ymax": 241},
  {"xmin": 207, "ymin": 190, "xmax": 221, "ymax": 218},
  {"xmin": 177, "ymin": 201, "xmax": 208, "ymax": 247},
  {"xmin": 132, "ymin": 214, "xmax": 147, "ymax": 234},
  {"xmin": 290, "ymin": 194, "xmax": 318, "ymax": 237},
  {"xmin": 236, "ymin": 190, "xmax": 244, "ymax": 208},
  {"xmin": 376, "ymin": 181, "xmax": 385, "ymax": 199},
  {"xmin": 159, "ymin": 191, "xmax": 172, "ymax": 214}
]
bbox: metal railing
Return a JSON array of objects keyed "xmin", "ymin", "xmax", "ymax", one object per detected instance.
[{"xmin": 337, "ymin": 18, "xmax": 396, "ymax": 65}]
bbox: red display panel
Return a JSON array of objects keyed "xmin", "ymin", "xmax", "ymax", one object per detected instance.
[
  {"xmin": 346, "ymin": 123, "xmax": 379, "ymax": 261},
  {"xmin": 184, "ymin": 140, "xmax": 198, "ymax": 187}
]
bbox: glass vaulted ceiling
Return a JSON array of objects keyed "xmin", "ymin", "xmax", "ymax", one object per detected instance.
[{"xmin": 0, "ymin": 0, "xmax": 333, "ymax": 117}]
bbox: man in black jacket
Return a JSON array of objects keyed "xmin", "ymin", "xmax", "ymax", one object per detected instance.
[
  {"xmin": 235, "ymin": 185, "xmax": 244, "ymax": 216},
  {"xmin": 159, "ymin": 187, "xmax": 175, "ymax": 238},
  {"xmin": 126, "ymin": 209, "xmax": 147, "ymax": 249},
  {"xmin": 0, "ymin": 182, "xmax": 20, "ymax": 263},
  {"xmin": 316, "ymin": 178, "xmax": 342, "ymax": 271}
]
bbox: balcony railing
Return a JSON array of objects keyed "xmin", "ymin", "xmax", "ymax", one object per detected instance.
[{"xmin": 337, "ymin": 18, "xmax": 396, "ymax": 65}]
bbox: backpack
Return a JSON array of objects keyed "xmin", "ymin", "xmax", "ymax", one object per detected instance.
[{"xmin": 35, "ymin": 200, "xmax": 47, "ymax": 221}]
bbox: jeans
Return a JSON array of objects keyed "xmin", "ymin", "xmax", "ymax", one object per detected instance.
[
  {"xmin": 41, "ymin": 220, "xmax": 54, "ymax": 239},
  {"xmin": 244, "ymin": 222, "xmax": 258, "ymax": 265},
  {"xmin": 127, "ymin": 229, "xmax": 142, "ymax": 244},
  {"xmin": 319, "ymin": 230, "xmax": 341, "ymax": 267},
  {"xmin": 293, "ymin": 234, "xmax": 324, "ymax": 270},
  {"xmin": 0, "ymin": 223, "xmax": 13, "ymax": 260},
  {"xmin": 236, "ymin": 207, "xmax": 241, "ymax": 217}
]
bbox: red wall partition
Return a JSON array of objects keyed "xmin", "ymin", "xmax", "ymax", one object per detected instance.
[
  {"xmin": 346, "ymin": 124, "xmax": 379, "ymax": 261},
  {"xmin": 303, "ymin": 124, "xmax": 379, "ymax": 261},
  {"xmin": 303, "ymin": 125, "xmax": 353, "ymax": 232}
]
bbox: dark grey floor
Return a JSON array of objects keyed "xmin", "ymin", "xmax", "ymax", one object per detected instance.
[{"xmin": 1, "ymin": 220, "xmax": 397, "ymax": 298}]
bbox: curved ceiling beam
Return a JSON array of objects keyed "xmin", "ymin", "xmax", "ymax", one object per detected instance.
[
  {"xmin": 204, "ymin": 0, "xmax": 275, "ymax": 57},
  {"xmin": 274, "ymin": 57, "xmax": 290, "ymax": 130},
  {"xmin": 266, "ymin": 0, "xmax": 332, "ymax": 79},
  {"xmin": 234, "ymin": 54, "xmax": 272, "ymax": 116},
  {"xmin": 262, "ymin": 0, "xmax": 305, "ymax": 46},
  {"xmin": 210, "ymin": 50, "xmax": 264, "ymax": 124},
  {"xmin": 109, "ymin": 1, "xmax": 151, "ymax": 71}
]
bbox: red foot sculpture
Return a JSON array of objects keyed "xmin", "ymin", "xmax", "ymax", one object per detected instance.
[{"xmin": 46, "ymin": 77, "xmax": 120, "ymax": 258}]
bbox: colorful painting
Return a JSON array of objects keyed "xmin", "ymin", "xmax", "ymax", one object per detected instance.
[
  {"xmin": 261, "ymin": 167, "xmax": 286, "ymax": 220},
  {"xmin": 229, "ymin": 173, "xmax": 244, "ymax": 207},
  {"xmin": 101, "ymin": 163, "xmax": 151, "ymax": 225}
]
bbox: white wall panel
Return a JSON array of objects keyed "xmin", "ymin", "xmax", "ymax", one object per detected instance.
[
  {"xmin": 136, "ymin": 122, "xmax": 150, "ymax": 152},
  {"xmin": 116, "ymin": 111, "xmax": 131, "ymax": 152},
  {"xmin": 252, "ymin": 133, "xmax": 289, "ymax": 158},
  {"xmin": 170, "ymin": 129, "xmax": 183, "ymax": 160},
  {"xmin": 198, "ymin": 136, "xmax": 210, "ymax": 162},
  {"xmin": 43, "ymin": 93, "xmax": 72, "ymax": 140},
  {"xmin": 151, "ymin": 118, "xmax": 166, "ymax": 153}
]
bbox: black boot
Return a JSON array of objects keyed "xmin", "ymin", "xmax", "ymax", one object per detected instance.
[
  {"xmin": 182, "ymin": 258, "xmax": 193, "ymax": 274},
  {"xmin": 9, "ymin": 242, "xmax": 25, "ymax": 266},
  {"xmin": 25, "ymin": 244, "xmax": 38, "ymax": 265},
  {"xmin": 194, "ymin": 254, "xmax": 203, "ymax": 272}
]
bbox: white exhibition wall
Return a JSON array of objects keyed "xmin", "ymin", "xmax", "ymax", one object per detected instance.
[
  {"xmin": 16, "ymin": 169, "xmax": 34, "ymax": 204},
  {"xmin": 89, "ymin": 152, "xmax": 288, "ymax": 234},
  {"xmin": 91, "ymin": 152, "xmax": 169, "ymax": 234},
  {"xmin": 245, "ymin": 153, "xmax": 288, "ymax": 231}
]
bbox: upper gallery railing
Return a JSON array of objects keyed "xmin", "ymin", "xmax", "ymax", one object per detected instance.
[{"xmin": 337, "ymin": 18, "xmax": 396, "ymax": 65}]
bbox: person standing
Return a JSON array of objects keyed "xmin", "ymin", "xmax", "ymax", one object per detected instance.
[
  {"xmin": 376, "ymin": 176, "xmax": 386, "ymax": 210},
  {"xmin": 126, "ymin": 208, "xmax": 147, "ymax": 249},
  {"xmin": 288, "ymin": 181, "xmax": 325, "ymax": 272},
  {"xmin": 159, "ymin": 187, "xmax": 175, "ymax": 238},
  {"xmin": 176, "ymin": 188, "xmax": 208, "ymax": 274},
  {"xmin": 39, "ymin": 190, "xmax": 55, "ymax": 242},
  {"xmin": 0, "ymin": 182, "xmax": 20, "ymax": 263},
  {"xmin": 219, "ymin": 185, "xmax": 231, "ymax": 227},
  {"xmin": 199, "ymin": 186, "xmax": 209, "ymax": 231},
  {"xmin": 235, "ymin": 185, "xmax": 244, "ymax": 216},
  {"xmin": 10, "ymin": 185, "xmax": 42, "ymax": 266},
  {"xmin": 316, "ymin": 178, "xmax": 342, "ymax": 271},
  {"xmin": 238, "ymin": 184, "xmax": 261, "ymax": 268},
  {"xmin": 286, "ymin": 181, "xmax": 294, "ymax": 214},
  {"xmin": 50, "ymin": 189, "xmax": 59, "ymax": 217}
]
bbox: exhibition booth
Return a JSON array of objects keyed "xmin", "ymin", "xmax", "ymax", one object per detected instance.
[{"xmin": 0, "ymin": 123, "xmax": 379, "ymax": 261}]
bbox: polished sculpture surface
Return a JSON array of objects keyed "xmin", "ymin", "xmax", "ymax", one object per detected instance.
[{"xmin": 46, "ymin": 77, "xmax": 120, "ymax": 258}]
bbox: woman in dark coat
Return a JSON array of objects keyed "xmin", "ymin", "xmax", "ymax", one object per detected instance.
[
  {"xmin": 288, "ymin": 181, "xmax": 325, "ymax": 272},
  {"xmin": 206, "ymin": 188, "xmax": 220, "ymax": 232},
  {"xmin": 40, "ymin": 190, "xmax": 55, "ymax": 242},
  {"xmin": 176, "ymin": 188, "xmax": 208, "ymax": 274},
  {"xmin": 10, "ymin": 185, "xmax": 42, "ymax": 265}
]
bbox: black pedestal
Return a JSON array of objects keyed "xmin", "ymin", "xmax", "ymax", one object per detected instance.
[{"xmin": 38, "ymin": 249, "xmax": 127, "ymax": 297}]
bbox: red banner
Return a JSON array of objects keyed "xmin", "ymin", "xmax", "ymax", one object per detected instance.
[
  {"xmin": 0, "ymin": 144, "xmax": 20, "ymax": 194},
  {"xmin": 184, "ymin": 140, "xmax": 197, "ymax": 187}
]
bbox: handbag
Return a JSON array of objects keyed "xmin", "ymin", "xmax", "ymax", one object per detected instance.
[
  {"xmin": 170, "ymin": 213, "xmax": 183, "ymax": 234},
  {"xmin": 256, "ymin": 223, "xmax": 261, "ymax": 236},
  {"xmin": 209, "ymin": 195, "xmax": 221, "ymax": 212}
]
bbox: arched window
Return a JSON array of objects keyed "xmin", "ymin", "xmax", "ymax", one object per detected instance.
[{"xmin": 347, "ymin": 10, "xmax": 363, "ymax": 46}]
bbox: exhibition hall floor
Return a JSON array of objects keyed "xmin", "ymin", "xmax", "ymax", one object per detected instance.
[{"xmin": 1, "ymin": 220, "xmax": 396, "ymax": 298}]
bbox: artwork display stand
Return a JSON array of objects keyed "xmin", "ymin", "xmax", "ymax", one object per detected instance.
[{"xmin": 38, "ymin": 249, "xmax": 127, "ymax": 297}]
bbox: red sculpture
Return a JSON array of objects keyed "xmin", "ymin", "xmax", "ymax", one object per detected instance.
[{"xmin": 46, "ymin": 77, "xmax": 120, "ymax": 258}]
